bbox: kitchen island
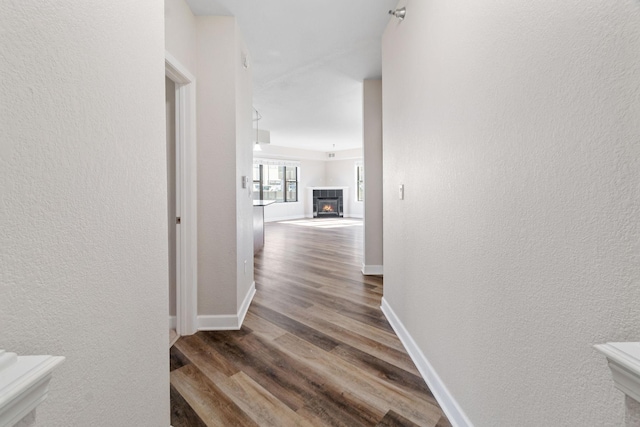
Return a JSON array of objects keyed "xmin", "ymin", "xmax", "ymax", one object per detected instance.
[{"xmin": 253, "ymin": 200, "xmax": 276, "ymax": 254}]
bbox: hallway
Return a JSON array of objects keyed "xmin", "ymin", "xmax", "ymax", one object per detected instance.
[{"xmin": 170, "ymin": 219, "xmax": 450, "ymax": 426}]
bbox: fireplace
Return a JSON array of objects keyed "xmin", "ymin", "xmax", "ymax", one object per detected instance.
[
  {"xmin": 313, "ymin": 189, "xmax": 343, "ymax": 218},
  {"xmin": 317, "ymin": 199, "xmax": 339, "ymax": 216}
]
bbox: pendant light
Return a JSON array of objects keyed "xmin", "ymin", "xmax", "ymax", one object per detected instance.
[{"xmin": 253, "ymin": 108, "xmax": 262, "ymax": 151}]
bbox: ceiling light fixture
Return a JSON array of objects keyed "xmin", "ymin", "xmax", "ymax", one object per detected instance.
[{"xmin": 388, "ymin": 7, "xmax": 406, "ymax": 21}]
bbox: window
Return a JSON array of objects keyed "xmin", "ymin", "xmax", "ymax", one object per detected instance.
[
  {"xmin": 285, "ymin": 166, "xmax": 298, "ymax": 202},
  {"xmin": 357, "ymin": 164, "xmax": 364, "ymax": 201},
  {"xmin": 253, "ymin": 163, "xmax": 298, "ymax": 202},
  {"xmin": 252, "ymin": 164, "xmax": 261, "ymax": 198}
]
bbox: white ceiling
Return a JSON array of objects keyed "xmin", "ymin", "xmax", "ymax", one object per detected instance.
[{"xmin": 186, "ymin": 0, "xmax": 398, "ymax": 152}]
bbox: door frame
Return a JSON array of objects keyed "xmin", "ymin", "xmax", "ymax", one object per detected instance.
[{"xmin": 165, "ymin": 51, "xmax": 197, "ymax": 336}]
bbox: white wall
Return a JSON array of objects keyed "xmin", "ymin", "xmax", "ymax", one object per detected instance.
[
  {"xmin": 234, "ymin": 24, "xmax": 255, "ymax": 310},
  {"xmin": 196, "ymin": 16, "xmax": 253, "ymax": 316},
  {"xmin": 362, "ymin": 79, "xmax": 383, "ymax": 272},
  {"xmin": 256, "ymin": 144, "xmax": 328, "ymax": 162},
  {"xmin": 326, "ymin": 159, "xmax": 363, "ymax": 218},
  {"xmin": 382, "ymin": 1, "xmax": 640, "ymax": 426},
  {"xmin": 0, "ymin": 1, "xmax": 169, "ymax": 425},
  {"xmin": 329, "ymin": 147, "xmax": 363, "ymax": 160},
  {"xmin": 165, "ymin": 0, "xmax": 197, "ymax": 75}
]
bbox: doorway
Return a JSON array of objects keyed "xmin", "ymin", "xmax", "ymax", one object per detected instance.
[
  {"xmin": 166, "ymin": 76, "xmax": 178, "ymax": 346},
  {"xmin": 165, "ymin": 52, "xmax": 197, "ymax": 339}
]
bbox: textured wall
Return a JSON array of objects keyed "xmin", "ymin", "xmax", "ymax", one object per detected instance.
[
  {"xmin": 196, "ymin": 16, "xmax": 239, "ymax": 315},
  {"xmin": 196, "ymin": 16, "xmax": 254, "ymax": 316},
  {"xmin": 165, "ymin": 0, "xmax": 197, "ymax": 75},
  {"xmin": 363, "ymin": 80, "xmax": 383, "ymax": 268},
  {"xmin": 626, "ymin": 397, "xmax": 640, "ymax": 426},
  {"xmin": 234, "ymin": 23, "xmax": 255, "ymax": 309},
  {"xmin": 382, "ymin": 0, "xmax": 640, "ymax": 425},
  {"xmin": 302, "ymin": 160, "xmax": 329, "ymax": 194},
  {"xmin": 0, "ymin": 1, "xmax": 169, "ymax": 425}
]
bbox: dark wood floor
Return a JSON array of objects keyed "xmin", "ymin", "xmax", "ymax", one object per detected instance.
[{"xmin": 170, "ymin": 218, "xmax": 451, "ymax": 427}]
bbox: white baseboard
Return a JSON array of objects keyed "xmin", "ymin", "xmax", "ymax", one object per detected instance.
[
  {"xmin": 237, "ymin": 281, "xmax": 256, "ymax": 326},
  {"xmin": 346, "ymin": 214, "xmax": 364, "ymax": 219},
  {"xmin": 198, "ymin": 282, "xmax": 256, "ymax": 331},
  {"xmin": 380, "ymin": 298, "xmax": 473, "ymax": 427},
  {"xmin": 361, "ymin": 264, "xmax": 383, "ymax": 275},
  {"xmin": 197, "ymin": 314, "xmax": 239, "ymax": 330},
  {"xmin": 169, "ymin": 315, "xmax": 177, "ymax": 330}
]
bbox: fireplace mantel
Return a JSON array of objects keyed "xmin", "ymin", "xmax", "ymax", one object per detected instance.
[{"xmin": 306, "ymin": 187, "xmax": 349, "ymax": 218}]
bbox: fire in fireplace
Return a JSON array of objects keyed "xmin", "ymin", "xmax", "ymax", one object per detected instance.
[
  {"xmin": 312, "ymin": 189, "xmax": 344, "ymax": 218},
  {"xmin": 317, "ymin": 198, "xmax": 339, "ymax": 216}
]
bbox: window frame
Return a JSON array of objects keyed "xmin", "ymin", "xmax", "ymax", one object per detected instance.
[
  {"xmin": 356, "ymin": 164, "xmax": 364, "ymax": 202},
  {"xmin": 285, "ymin": 166, "xmax": 298, "ymax": 202},
  {"xmin": 253, "ymin": 163, "xmax": 298, "ymax": 203}
]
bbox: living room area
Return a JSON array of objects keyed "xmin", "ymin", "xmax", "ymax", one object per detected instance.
[{"xmin": 253, "ymin": 145, "xmax": 365, "ymax": 224}]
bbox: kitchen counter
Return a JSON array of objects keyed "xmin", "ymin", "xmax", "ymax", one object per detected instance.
[{"xmin": 253, "ymin": 200, "xmax": 276, "ymax": 254}]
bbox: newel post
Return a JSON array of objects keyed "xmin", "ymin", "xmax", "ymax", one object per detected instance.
[
  {"xmin": 596, "ymin": 342, "xmax": 640, "ymax": 427},
  {"xmin": 0, "ymin": 350, "xmax": 64, "ymax": 427}
]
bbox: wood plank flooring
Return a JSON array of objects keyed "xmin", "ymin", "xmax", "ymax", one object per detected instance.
[
  {"xmin": 170, "ymin": 218, "xmax": 451, "ymax": 427},
  {"xmin": 170, "ymin": 329, "xmax": 179, "ymax": 348}
]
